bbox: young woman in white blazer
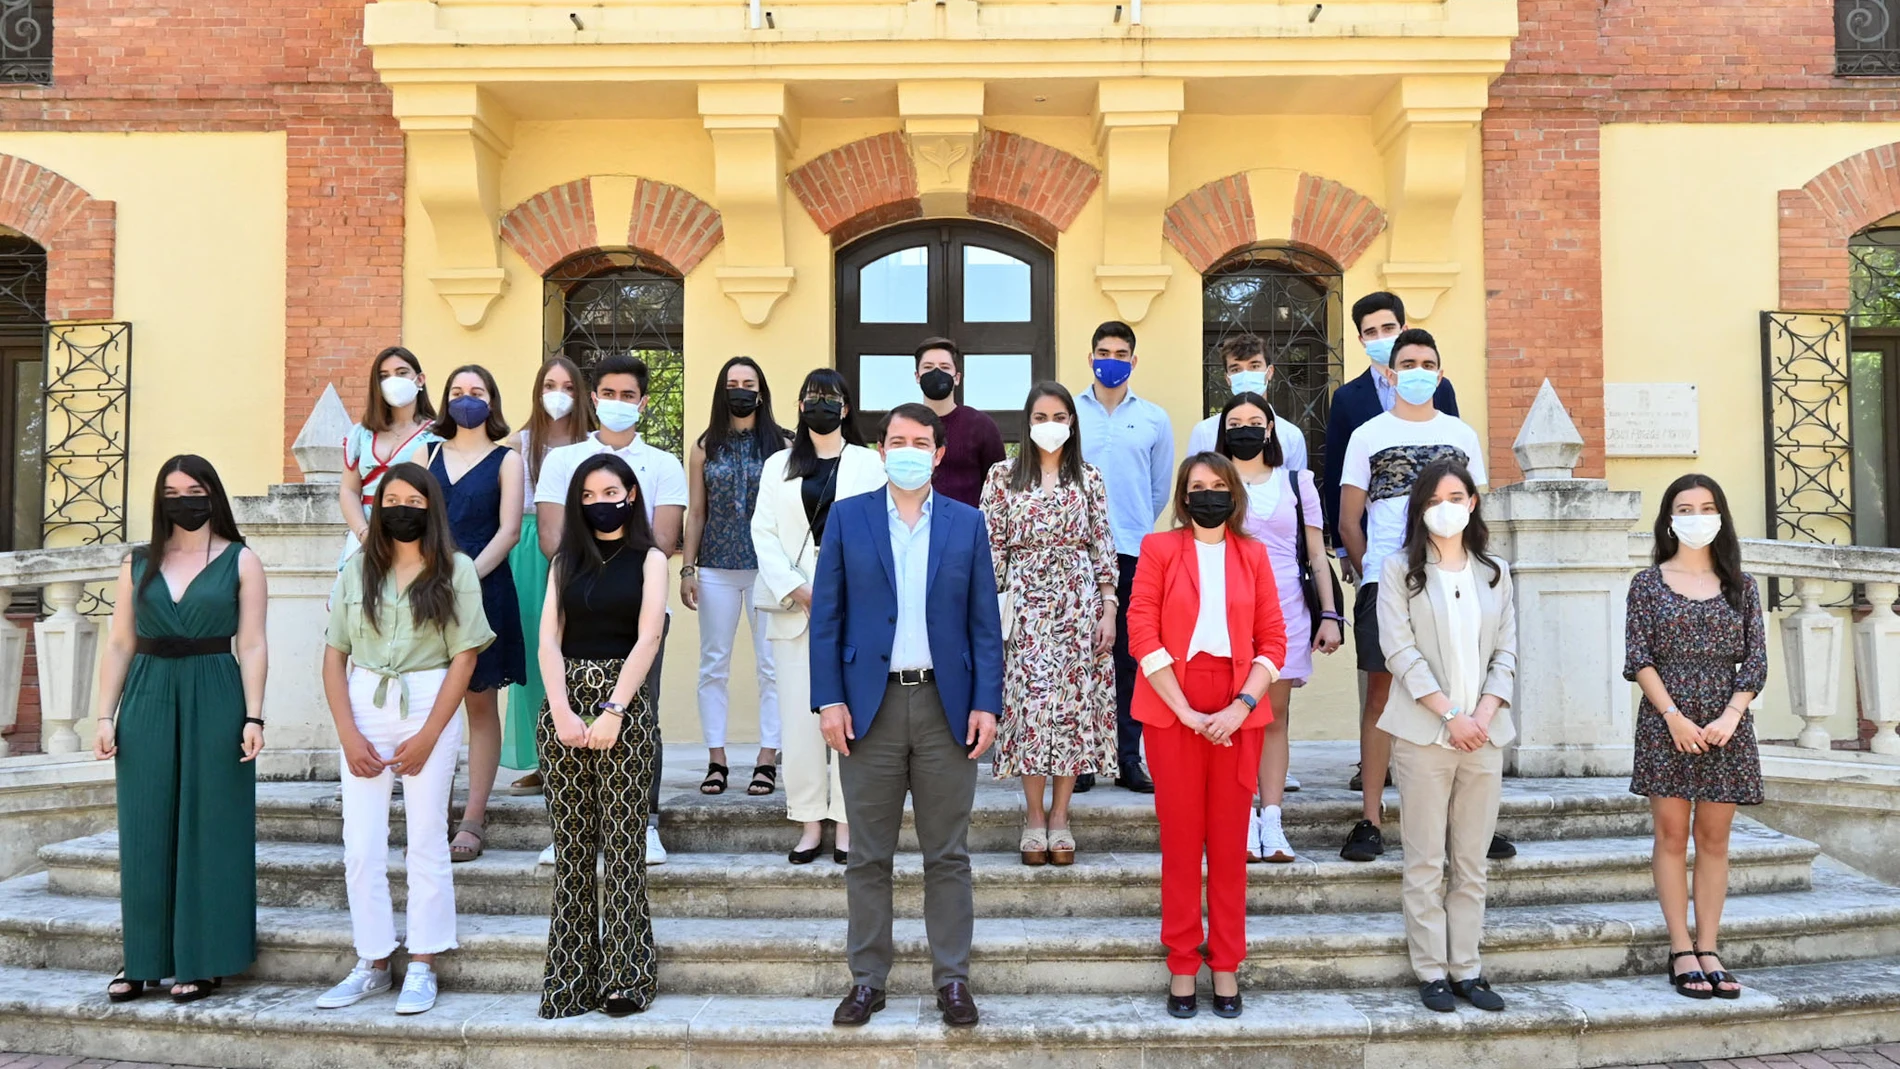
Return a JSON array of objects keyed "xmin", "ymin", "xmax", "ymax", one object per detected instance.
[
  {"xmin": 1375, "ymin": 456, "xmax": 1517, "ymax": 1015},
  {"xmin": 750, "ymin": 368, "xmax": 886, "ymax": 865}
]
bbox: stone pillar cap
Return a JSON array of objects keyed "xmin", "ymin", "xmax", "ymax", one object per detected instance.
[
  {"xmin": 291, "ymin": 384, "xmax": 354, "ymax": 484},
  {"xmin": 1513, "ymin": 379, "xmax": 1585, "ymax": 481}
]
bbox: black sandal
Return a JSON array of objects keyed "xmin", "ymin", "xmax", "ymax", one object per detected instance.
[
  {"xmin": 603, "ymin": 989, "xmax": 648, "ymax": 1017},
  {"xmin": 1696, "ymin": 948, "xmax": 1742, "ymax": 999},
  {"xmin": 700, "ymin": 763, "xmax": 730, "ymax": 795},
  {"xmin": 172, "ymin": 977, "xmax": 222, "ymax": 1004},
  {"xmin": 746, "ymin": 764, "xmax": 777, "ymax": 796},
  {"xmin": 108, "ymin": 970, "xmax": 146, "ymax": 1003},
  {"xmin": 1667, "ymin": 950, "xmax": 1713, "ymax": 999}
]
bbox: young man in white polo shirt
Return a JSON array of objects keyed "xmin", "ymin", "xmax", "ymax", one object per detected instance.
[
  {"xmin": 534, "ymin": 353, "xmax": 689, "ymax": 863},
  {"xmin": 1184, "ymin": 333, "xmax": 1309, "ymax": 471}
]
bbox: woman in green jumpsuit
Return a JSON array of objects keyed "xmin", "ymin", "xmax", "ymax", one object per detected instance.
[{"xmin": 92, "ymin": 454, "xmax": 270, "ymax": 1004}]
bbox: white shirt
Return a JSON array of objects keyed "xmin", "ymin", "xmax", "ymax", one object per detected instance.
[
  {"xmin": 1184, "ymin": 539, "xmax": 1231, "ymax": 661},
  {"xmin": 1433, "ymin": 563, "xmax": 1484, "ymax": 748},
  {"xmin": 1339, "ymin": 412, "xmax": 1486, "ymax": 586},
  {"xmin": 1186, "ymin": 413, "xmax": 1308, "ymax": 472},
  {"xmin": 533, "ymin": 431, "xmax": 689, "ymax": 523},
  {"xmin": 886, "ymin": 489, "xmax": 934, "ymax": 671}
]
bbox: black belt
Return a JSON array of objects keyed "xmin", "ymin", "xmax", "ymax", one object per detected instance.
[
  {"xmin": 889, "ymin": 668, "xmax": 935, "ymax": 686},
  {"xmin": 136, "ymin": 636, "xmax": 233, "ymax": 659}
]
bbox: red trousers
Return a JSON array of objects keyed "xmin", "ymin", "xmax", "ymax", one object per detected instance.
[{"xmin": 1145, "ymin": 655, "xmax": 1264, "ymax": 975}]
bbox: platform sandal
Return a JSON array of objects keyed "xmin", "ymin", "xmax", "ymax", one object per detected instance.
[
  {"xmin": 699, "ymin": 762, "xmax": 730, "ymax": 795},
  {"xmin": 1047, "ymin": 827, "xmax": 1076, "ymax": 866},
  {"xmin": 172, "ymin": 977, "xmax": 222, "ymax": 1004},
  {"xmin": 108, "ymin": 970, "xmax": 147, "ymax": 1003},
  {"xmin": 1696, "ymin": 947, "xmax": 1742, "ymax": 999},
  {"xmin": 746, "ymin": 764, "xmax": 778, "ymax": 796},
  {"xmin": 1667, "ymin": 949, "xmax": 1712, "ymax": 999},
  {"xmin": 1020, "ymin": 826, "xmax": 1048, "ymax": 866},
  {"xmin": 449, "ymin": 819, "xmax": 485, "ymax": 863}
]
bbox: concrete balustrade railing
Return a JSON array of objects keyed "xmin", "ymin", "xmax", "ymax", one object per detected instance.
[{"xmin": 0, "ymin": 543, "xmax": 137, "ymax": 759}]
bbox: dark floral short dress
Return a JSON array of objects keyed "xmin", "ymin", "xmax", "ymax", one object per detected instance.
[{"xmin": 1625, "ymin": 566, "xmax": 1767, "ymax": 805}]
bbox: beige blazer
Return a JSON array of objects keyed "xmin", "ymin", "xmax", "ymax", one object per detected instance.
[
  {"xmin": 749, "ymin": 443, "xmax": 886, "ymax": 641},
  {"xmin": 1374, "ymin": 549, "xmax": 1518, "ymax": 749}
]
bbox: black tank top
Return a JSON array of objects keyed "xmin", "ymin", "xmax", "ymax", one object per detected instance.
[{"xmin": 560, "ymin": 539, "xmax": 649, "ymax": 659}]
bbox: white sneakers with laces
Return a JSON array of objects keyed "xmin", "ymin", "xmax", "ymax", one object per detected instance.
[
  {"xmin": 395, "ymin": 962, "xmax": 438, "ymax": 1015},
  {"xmin": 646, "ymin": 824, "xmax": 668, "ymax": 865},
  {"xmin": 316, "ymin": 959, "xmax": 391, "ymax": 1009},
  {"xmin": 1257, "ymin": 804, "xmax": 1296, "ymax": 863}
]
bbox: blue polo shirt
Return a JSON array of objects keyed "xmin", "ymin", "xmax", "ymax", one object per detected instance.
[{"xmin": 1076, "ymin": 384, "xmax": 1174, "ymax": 559}]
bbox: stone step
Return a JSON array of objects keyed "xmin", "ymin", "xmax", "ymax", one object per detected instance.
[
  {"xmin": 37, "ymin": 822, "xmax": 1817, "ymax": 919},
  {"xmin": 2, "ymin": 957, "xmax": 1899, "ymax": 1069},
  {"xmin": 1, "ymin": 863, "xmax": 1892, "ymax": 997},
  {"xmin": 252, "ymin": 774, "xmax": 1658, "ymax": 854}
]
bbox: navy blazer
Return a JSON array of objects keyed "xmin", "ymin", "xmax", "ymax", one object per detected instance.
[
  {"xmin": 1319, "ymin": 367, "xmax": 1459, "ymax": 549},
  {"xmin": 809, "ymin": 487, "xmax": 1006, "ymax": 743}
]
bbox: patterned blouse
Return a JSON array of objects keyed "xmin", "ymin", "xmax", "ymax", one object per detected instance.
[{"xmin": 700, "ymin": 429, "xmax": 771, "ymax": 571}]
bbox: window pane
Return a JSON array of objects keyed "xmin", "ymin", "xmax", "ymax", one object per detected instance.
[
  {"xmin": 860, "ymin": 354, "xmax": 924, "ymax": 410},
  {"xmin": 860, "ymin": 247, "xmax": 929, "ymax": 323},
  {"xmin": 13, "ymin": 359, "xmax": 39, "ymax": 551},
  {"xmin": 1851, "ymin": 346, "xmax": 1890, "ymax": 546},
  {"xmin": 963, "ymin": 353, "xmax": 1032, "ymax": 411},
  {"xmin": 962, "ymin": 246, "xmax": 1030, "ymax": 322}
]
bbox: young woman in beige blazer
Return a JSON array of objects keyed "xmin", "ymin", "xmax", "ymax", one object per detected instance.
[
  {"xmin": 750, "ymin": 368, "xmax": 886, "ymax": 864},
  {"xmin": 1375, "ymin": 457, "xmax": 1517, "ymax": 1015}
]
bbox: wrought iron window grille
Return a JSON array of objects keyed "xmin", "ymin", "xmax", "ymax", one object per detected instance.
[
  {"xmin": 543, "ymin": 252, "xmax": 686, "ymax": 461},
  {"xmin": 0, "ymin": 0, "xmax": 51, "ymax": 86},
  {"xmin": 1200, "ymin": 246, "xmax": 1344, "ymax": 475},
  {"xmin": 1837, "ymin": 0, "xmax": 1900, "ymax": 76}
]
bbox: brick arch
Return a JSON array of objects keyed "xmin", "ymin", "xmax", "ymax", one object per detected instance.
[
  {"xmin": 501, "ymin": 176, "xmax": 723, "ymax": 278},
  {"xmin": 788, "ymin": 133, "xmax": 922, "ymax": 247},
  {"xmin": 1780, "ymin": 141, "xmax": 1900, "ymax": 310},
  {"xmin": 0, "ymin": 154, "xmax": 115, "ymax": 320},
  {"xmin": 1164, "ymin": 170, "xmax": 1386, "ymax": 274},
  {"xmin": 965, "ymin": 130, "xmax": 1100, "ymax": 247}
]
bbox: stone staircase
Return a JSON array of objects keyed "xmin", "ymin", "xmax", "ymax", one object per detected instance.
[{"xmin": 1, "ymin": 741, "xmax": 1898, "ymax": 1068}]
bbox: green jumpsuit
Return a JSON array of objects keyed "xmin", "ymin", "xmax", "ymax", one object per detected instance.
[{"xmin": 115, "ymin": 542, "xmax": 256, "ymax": 981}]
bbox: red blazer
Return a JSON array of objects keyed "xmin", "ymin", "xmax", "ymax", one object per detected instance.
[{"xmin": 1126, "ymin": 527, "xmax": 1286, "ymax": 731}]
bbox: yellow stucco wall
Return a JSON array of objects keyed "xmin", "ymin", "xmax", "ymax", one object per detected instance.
[{"xmin": 0, "ymin": 132, "xmax": 288, "ymax": 530}]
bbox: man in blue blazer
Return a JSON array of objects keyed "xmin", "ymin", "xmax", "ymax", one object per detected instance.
[{"xmin": 809, "ymin": 402, "xmax": 1004, "ymax": 1030}]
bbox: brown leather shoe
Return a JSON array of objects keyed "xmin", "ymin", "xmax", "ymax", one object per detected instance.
[
  {"xmin": 936, "ymin": 981, "xmax": 979, "ymax": 1027},
  {"xmin": 832, "ymin": 985, "xmax": 886, "ymax": 1026}
]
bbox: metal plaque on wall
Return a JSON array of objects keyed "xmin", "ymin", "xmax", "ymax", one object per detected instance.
[{"xmin": 1604, "ymin": 382, "xmax": 1699, "ymax": 457}]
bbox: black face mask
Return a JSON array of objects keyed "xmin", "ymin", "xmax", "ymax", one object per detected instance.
[
  {"xmin": 380, "ymin": 505, "xmax": 428, "ymax": 544},
  {"xmin": 1223, "ymin": 425, "xmax": 1268, "ymax": 462},
  {"xmin": 162, "ymin": 496, "xmax": 214, "ymax": 532},
  {"xmin": 1185, "ymin": 490, "xmax": 1234, "ymax": 530},
  {"xmin": 918, "ymin": 369, "xmax": 956, "ymax": 401},
  {"xmin": 726, "ymin": 388, "xmax": 761, "ymax": 418},
  {"xmin": 583, "ymin": 500, "xmax": 632, "ymax": 534},
  {"xmin": 802, "ymin": 398, "xmax": 845, "ymax": 435}
]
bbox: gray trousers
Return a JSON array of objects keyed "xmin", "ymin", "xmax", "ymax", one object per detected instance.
[{"xmin": 838, "ymin": 679, "xmax": 978, "ymax": 991}]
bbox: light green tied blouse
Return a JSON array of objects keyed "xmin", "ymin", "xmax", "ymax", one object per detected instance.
[{"xmin": 325, "ymin": 553, "xmax": 495, "ymax": 718}]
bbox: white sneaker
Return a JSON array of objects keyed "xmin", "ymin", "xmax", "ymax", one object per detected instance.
[
  {"xmin": 1246, "ymin": 808, "xmax": 1265, "ymax": 863},
  {"xmin": 645, "ymin": 824, "xmax": 668, "ymax": 866},
  {"xmin": 395, "ymin": 962, "xmax": 438, "ymax": 1015},
  {"xmin": 316, "ymin": 960, "xmax": 391, "ymax": 1009},
  {"xmin": 1259, "ymin": 805, "xmax": 1296, "ymax": 863},
  {"xmin": 537, "ymin": 843, "xmax": 555, "ymax": 866},
  {"xmin": 1284, "ymin": 773, "xmax": 1301, "ymax": 792}
]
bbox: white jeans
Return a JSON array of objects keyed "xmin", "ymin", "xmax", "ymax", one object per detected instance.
[
  {"xmin": 340, "ymin": 666, "xmax": 463, "ymax": 960},
  {"xmin": 773, "ymin": 631, "xmax": 846, "ymax": 824},
  {"xmin": 696, "ymin": 567, "xmax": 780, "ymax": 750}
]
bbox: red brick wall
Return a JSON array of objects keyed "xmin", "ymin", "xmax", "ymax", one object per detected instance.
[
  {"xmin": 965, "ymin": 129, "xmax": 1099, "ymax": 247},
  {"xmin": 788, "ymin": 133, "xmax": 922, "ymax": 246},
  {"xmin": 1, "ymin": 614, "xmax": 37, "ymax": 755},
  {"xmin": 1484, "ymin": 0, "xmax": 1900, "ymax": 482},
  {"xmin": 0, "ymin": 0, "xmax": 405, "ymax": 481}
]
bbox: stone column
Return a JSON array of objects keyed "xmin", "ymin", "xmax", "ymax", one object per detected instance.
[
  {"xmin": 235, "ymin": 384, "xmax": 352, "ymax": 779},
  {"xmin": 1486, "ymin": 381, "xmax": 1644, "ymax": 776},
  {"xmin": 1855, "ymin": 583, "xmax": 1900, "ymax": 755}
]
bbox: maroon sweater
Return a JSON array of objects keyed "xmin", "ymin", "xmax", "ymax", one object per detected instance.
[{"xmin": 935, "ymin": 405, "xmax": 1007, "ymax": 508}]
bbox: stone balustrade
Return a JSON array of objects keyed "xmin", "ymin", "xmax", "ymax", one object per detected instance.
[{"xmin": 0, "ymin": 543, "xmax": 136, "ymax": 759}]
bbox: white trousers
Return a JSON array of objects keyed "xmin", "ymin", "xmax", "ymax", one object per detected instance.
[
  {"xmin": 772, "ymin": 631, "xmax": 846, "ymax": 824},
  {"xmin": 695, "ymin": 567, "xmax": 780, "ymax": 750},
  {"xmin": 340, "ymin": 666, "xmax": 463, "ymax": 960},
  {"xmin": 1389, "ymin": 737, "xmax": 1503, "ymax": 983}
]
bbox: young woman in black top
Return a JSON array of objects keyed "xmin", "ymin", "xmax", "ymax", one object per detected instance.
[{"xmin": 536, "ymin": 452, "xmax": 669, "ymax": 1018}]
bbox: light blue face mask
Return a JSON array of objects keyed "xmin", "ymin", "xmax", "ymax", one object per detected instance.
[
  {"xmin": 596, "ymin": 398, "xmax": 643, "ymax": 433},
  {"xmin": 1364, "ymin": 336, "xmax": 1396, "ymax": 367},
  {"xmin": 885, "ymin": 446, "xmax": 936, "ymax": 491},
  {"xmin": 1393, "ymin": 368, "xmax": 1440, "ymax": 407},
  {"xmin": 1228, "ymin": 370, "xmax": 1268, "ymax": 396}
]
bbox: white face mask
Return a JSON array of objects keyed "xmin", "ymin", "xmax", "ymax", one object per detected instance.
[
  {"xmin": 380, "ymin": 376, "xmax": 420, "ymax": 409},
  {"xmin": 1228, "ymin": 370, "xmax": 1268, "ymax": 396},
  {"xmin": 1027, "ymin": 421, "xmax": 1071, "ymax": 454},
  {"xmin": 1423, "ymin": 500, "xmax": 1471, "ymax": 539},
  {"xmin": 596, "ymin": 398, "xmax": 642, "ymax": 433},
  {"xmin": 541, "ymin": 391, "xmax": 574, "ymax": 421},
  {"xmin": 1671, "ymin": 513, "xmax": 1722, "ymax": 549}
]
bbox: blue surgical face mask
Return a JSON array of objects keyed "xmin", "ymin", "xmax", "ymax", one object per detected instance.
[
  {"xmin": 1228, "ymin": 370, "xmax": 1268, "ymax": 396},
  {"xmin": 1092, "ymin": 358, "xmax": 1133, "ymax": 389},
  {"xmin": 1364, "ymin": 335, "xmax": 1396, "ymax": 367},
  {"xmin": 596, "ymin": 398, "xmax": 643, "ymax": 433},
  {"xmin": 1394, "ymin": 367, "xmax": 1440, "ymax": 407},
  {"xmin": 884, "ymin": 446, "xmax": 936, "ymax": 492}
]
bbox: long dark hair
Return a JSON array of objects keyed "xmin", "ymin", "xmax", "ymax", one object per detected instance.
[
  {"xmin": 360, "ymin": 345, "xmax": 436, "ymax": 432},
  {"xmin": 136, "ymin": 455, "xmax": 245, "ymax": 599},
  {"xmin": 785, "ymin": 367, "xmax": 866, "ymax": 480},
  {"xmin": 1008, "ymin": 381, "xmax": 1085, "ymax": 493},
  {"xmin": 521, "ymin": 356, "xmax": 597, "ymax": 486},
  {"xmin": 1401, "ymin": 457, "xmax": 1502, "ymax": 596},
  {"xmin": 1653, "ymin": 472, "xmax": 1746, "ymax": 611},
  {"xmin": 1213, "ymin": 391, "xmax": 1285, "ymax": 469},
  {"xmin": 428, "ymin": 364, "xmax": 511, "ymax": 442},
  {"xmin": 1170, "ymin": 452, "xmax": 1249, "ymax": 538},
  {"xmin": 359, "ymin": 462, "xmax": 461, "ymax": 634},
  {"xmin": 699, "ymin": 356, "xmax": 788, "ymax": 465},
  {"xmin": 553, "ymin": 454, "xmax": 654, "ymax": 618}
]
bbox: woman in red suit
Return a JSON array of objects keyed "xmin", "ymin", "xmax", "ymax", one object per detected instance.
[{"xmin": 1127, "ymin": 451, "xmax": 1285, "ymax": 1020}]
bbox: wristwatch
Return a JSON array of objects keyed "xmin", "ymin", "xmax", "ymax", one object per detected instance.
[
  {"xmin": 679, "ymin": 565, "xmax": 698, "ymax": 578},
  {"xmin": 1235, "ymin": 693, "xmax": 1257, "ymax": 712},
  {"xmin": 597, "ymin": 701, "xmax": 626, "ymax": 718},
  {"xmin": 1439, "ymin": 705, "xmax": 1463, "ymax": 723}
]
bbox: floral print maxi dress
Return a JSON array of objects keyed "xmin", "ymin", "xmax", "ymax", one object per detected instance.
[
  {"xmin": 980, "ymin": 461, "xmax": 1121, "ymax": 779},
  {"xmin": 1624, "ymin": 566, "xmax": 1768, "ymax": 805}
]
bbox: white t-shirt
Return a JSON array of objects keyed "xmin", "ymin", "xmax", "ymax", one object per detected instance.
[
  {"xmin": 1339, "ymin": 412, "xmax": 1486, "ymax": 585},
  {"xmin": 1186, "ymin": 413, "xmax": 1308, "ymax": 472},
  {"xmin": 533, "ymin": 432, "xmax": 689, "ymax": 524}
]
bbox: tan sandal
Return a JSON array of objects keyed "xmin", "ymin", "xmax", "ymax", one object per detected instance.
[
  {"xmin": 504, "ymin": 771, "xmax": 543, "ymax": 796},
  {"xmin": 1020, "ymin": 827, "xmax": 1049, "ymax": 866},
  {"xmin": 449, "ymin": 820, "xmax": 485, "ymax": 863},
  {"xmin": 1047, "ymin": 827, "xmax": 1076, "ymax": 866}
]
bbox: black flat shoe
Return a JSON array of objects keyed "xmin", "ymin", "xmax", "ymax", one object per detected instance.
[
  {"xmin": 603, "ymin": 991, "xmax": 648, "ymax": 1017},
  {"xmin": 1074, "ymin": 773, "xmax": 1094, "ymax": 793},
  {"xmin": 833, "ymin": 985, "xmax": 886, "ymax": 1027},
  {"xmin": 833, "ymin": 849, "xmax": 849, "ymax": 865},
  {"xmin": 1166, "ymin": 991, "xmax": 1198, "ymax": 1018},
  {"xmin": 1419, "ymin": 979, "xmax": 1456, "ymax": 1012},
  {"xmin": 171, "ymin": 977, "xmax": 221, "ymax": 1005},
  {"xmin": 1452, "ymin": 976, "xmax": 1505, "ymax": 1011},
  {"xmin": 745, "ymin": 764, "xmax": 778, "ymax": 796},
  {"xmin": 1211, "ymin": 991, "xmax": 1242, "ymax": 1018},
  {"xmin": 788, "ymin": 845, "xmax": 822, "ymax": 864},
  {"xmin": 1667, "ymin": 949, "xmax": 1713, "ymax": 999},
  {"xmin": 1487, "ymin": 834, "xmax": 1517, "ymax": 860},
  {"xmin": 1697, "ymin": 948, "xmax": 1741, "ymax": 1000},
  {"xmin": 1115, "ymin": 769, "xmax": 1155, "ymax": 794}
]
